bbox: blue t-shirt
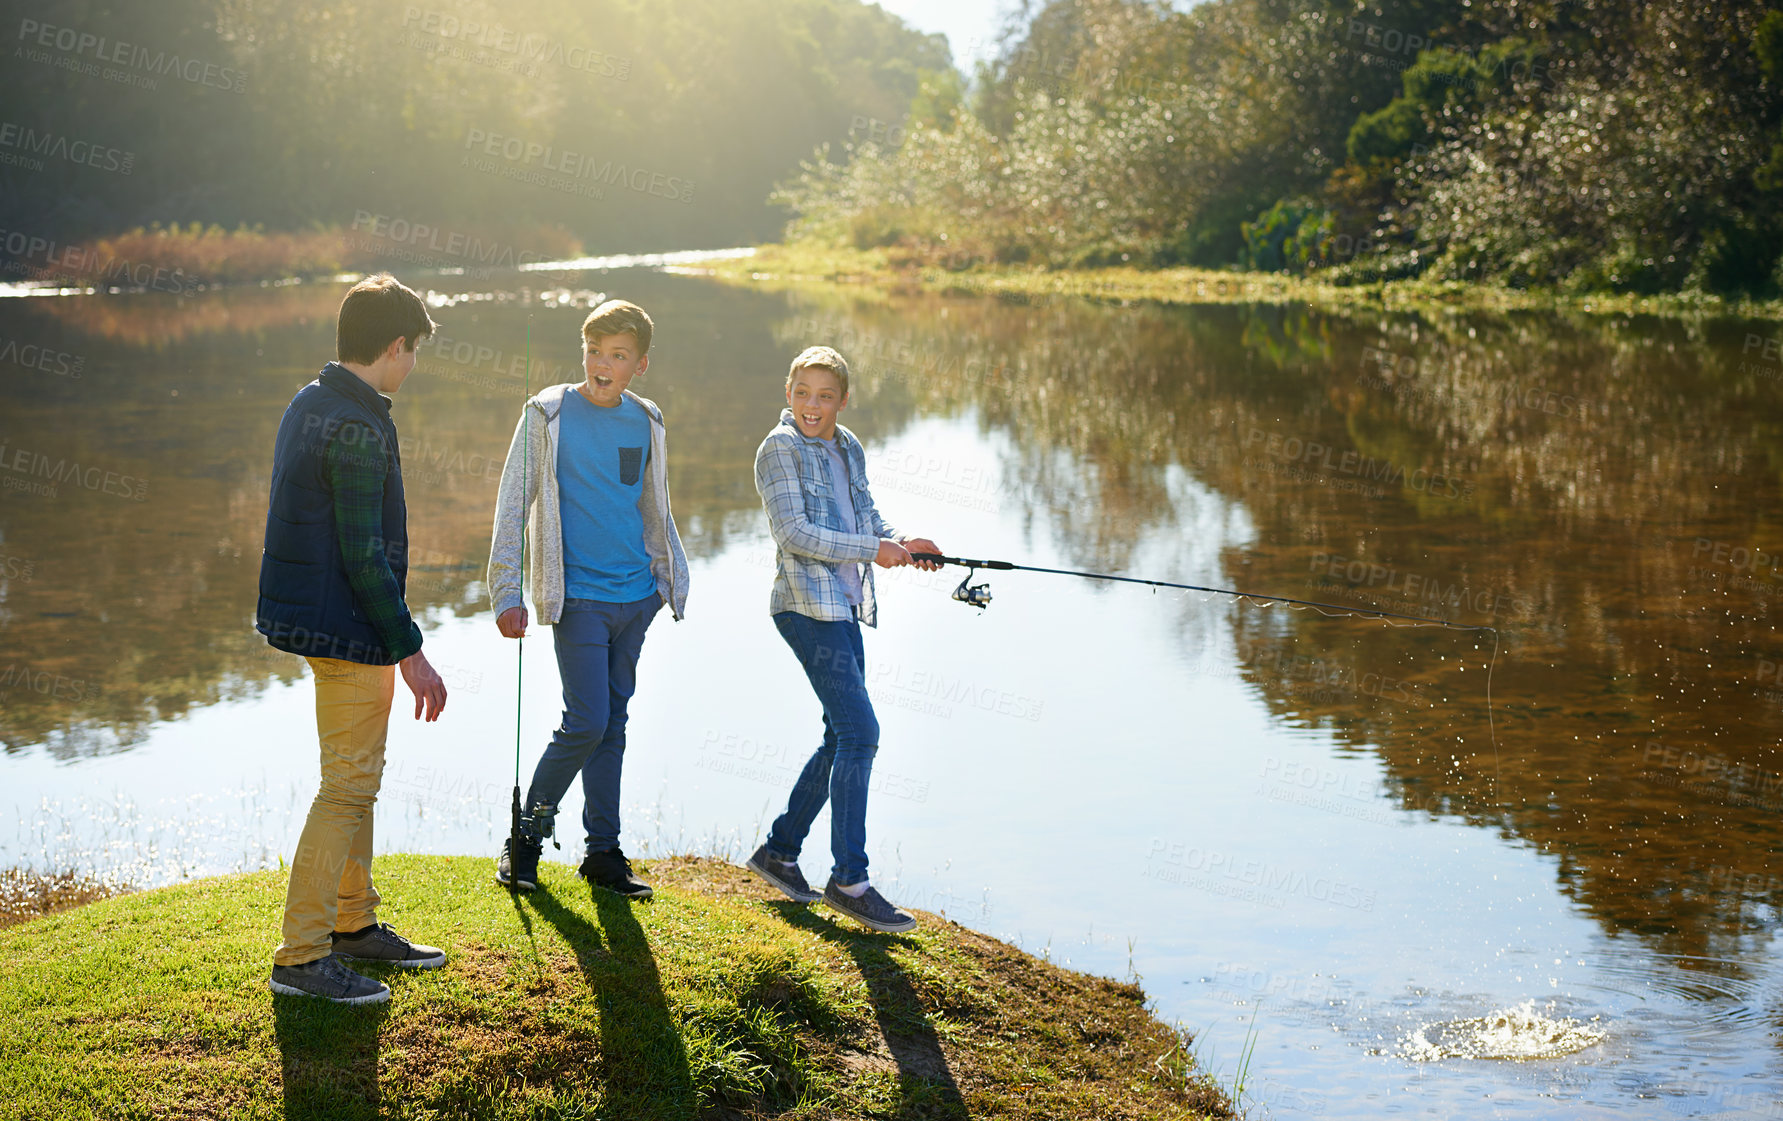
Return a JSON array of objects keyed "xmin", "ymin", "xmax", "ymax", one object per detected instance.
[
  {"xmin": 558, "ymin": 390, "xmax": 657, "ymax": 603},
  {"xmin": 820, "ymin": 437, "xmax": 864, "ymax": 606}
]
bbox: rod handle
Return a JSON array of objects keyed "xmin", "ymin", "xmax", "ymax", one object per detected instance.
[{"xmin": 911, "ymin": 552, "xmax": 1016, "ymax": 570}]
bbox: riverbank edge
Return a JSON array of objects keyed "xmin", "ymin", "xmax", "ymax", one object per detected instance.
[
  {"xmin": 0, "ymin": 852, "xmax": 1231, "ymax": 1121},
  {"xmin": 681, "ymin": 241, "xmax": 1783, "ymax": 323}
]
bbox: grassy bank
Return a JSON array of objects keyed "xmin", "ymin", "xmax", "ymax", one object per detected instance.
[
  {"xmin": 0, "ymin": 853, "xmax": 1229, "ymax": 1120},
  {"xmin": 687, "ymin": 242, "xmax": 1783, "ymax": 322}
]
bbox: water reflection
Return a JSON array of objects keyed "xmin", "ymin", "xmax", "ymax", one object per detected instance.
[{"xmin": 4, "ymin": 270, "xmax": 1782, "ymax": 1008}]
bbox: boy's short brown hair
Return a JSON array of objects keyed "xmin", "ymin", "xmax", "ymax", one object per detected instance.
[
  {"xmin": 581, "ymin": 299, "xmax": 653, "ymax": 353},
  {"xmin": 786, "ymin": 345, "xmax": 850, "ymax": 397},
  {"xmin": 337, "ymin": 274, "xmax": 435, "ymax": 364}
]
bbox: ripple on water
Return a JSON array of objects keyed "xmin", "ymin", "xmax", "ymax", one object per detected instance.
[{"xmin": 1401, "ymin": 1000, "xmax": 1606, "ymax": 1062}]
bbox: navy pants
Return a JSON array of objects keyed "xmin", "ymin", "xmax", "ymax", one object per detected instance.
[{"xmin": 525, "ymin": 594, "xmax": 661, "ymax": 854}]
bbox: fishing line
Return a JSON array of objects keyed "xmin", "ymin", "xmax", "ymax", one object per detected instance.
[{"xmin": 910, "ymin": 551, "xmax": 1503, "ymax": 807}]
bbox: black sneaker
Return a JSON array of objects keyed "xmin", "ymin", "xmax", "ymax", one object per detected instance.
[
  {"xmin": 269, "ymin": 954, "xmax": 390, "ymax": 1004},
  {"xmin": 497, "ymin": 833, "xmax": 543, "ymax": 891},
  {"xmin": 823, "ymin": 879, "xmax": 916, "ymax": 934},
  {"xmin": 746, "ymin": 844, "xmax": 821, "ymax": 903},
  {"xmin": 579, "ymin": 847, "xmax": 652, "ymax": 900},
  {"xmin": 331, "ymin": 921, "xmax": 447, "ymax": 969}
]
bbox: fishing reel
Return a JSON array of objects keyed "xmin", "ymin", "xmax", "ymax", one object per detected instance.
[{"xmin": 952, "ymin": 567, "xmax": 993, "ymax": 609}]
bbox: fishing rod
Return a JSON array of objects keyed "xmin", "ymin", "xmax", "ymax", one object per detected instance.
[
  {"xmin": 911, "ymin": 549, "xmax": 1505, "ymax": 800},
  {"xmin": 509, "ymin": 316, "xmax": 531, "ymax": 880},
  {"xmin": 907, "ymin": 551, "xmax": 1494, "ymax": 631}
]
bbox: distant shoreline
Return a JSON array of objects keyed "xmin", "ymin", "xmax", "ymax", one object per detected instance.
[{"xmin": 683, "ymin": 242, "xmax": 1783, "ymax": 323}]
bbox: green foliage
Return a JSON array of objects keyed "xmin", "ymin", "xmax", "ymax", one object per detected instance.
[
  {"xmin": 1347, "ymin": 98, "xmax": 1429, "ymax": 167},
  {"xmin": 775, "ymin": 0, "xmax": 1783, "ymax": 296},
  {"xmin": 1241, "ymin": 199, "xmax": 1335, "ymax": 274},
  {"xmin": 0, "ymin": 0, "xmax": 955, "ymax": 253}
]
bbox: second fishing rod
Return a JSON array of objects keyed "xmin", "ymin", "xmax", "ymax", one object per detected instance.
[{"xmin": 906, "ymin": 550, "xmax": 1493, "ymax": 631}]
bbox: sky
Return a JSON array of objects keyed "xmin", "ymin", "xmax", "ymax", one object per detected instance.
[
  {"xmin": 870, "ymin": 0, "xmax": 1018, "ymax": 70},
  {"xmin": 874, "ymin": 0, "xmax": 1199, "ymax": 73}
]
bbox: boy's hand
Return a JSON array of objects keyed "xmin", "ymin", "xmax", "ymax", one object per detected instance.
[
  {"xmin": 497, "ymin": 606, "xmax": 529, "ymax": 638},
  {"xmin": 400, "ymin": 650, "xmax": 448, "ymax": 722},
  {"xmin": 902, "ymin": 538, "xmax": 944, "ymax": 571},
  {"xmin": 875, "ymin": 538, "xmax": 913, "ymax": 568}
]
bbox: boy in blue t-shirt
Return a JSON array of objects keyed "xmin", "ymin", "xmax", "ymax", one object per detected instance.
[{"xmin": 487, "ymin": 300, "xmax": 690, "ymax": 898}]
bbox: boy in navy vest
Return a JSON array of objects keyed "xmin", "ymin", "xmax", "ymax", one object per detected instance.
[
  {"xmin": 489, "ymin": 300, "xmax": 690, "ymax": 899},
  {"xmin": 257, "ymin": 274, "xmax": 451, "ymax": 1005}
]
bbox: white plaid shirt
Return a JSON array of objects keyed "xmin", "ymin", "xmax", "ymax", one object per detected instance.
[{"xmin": 754, "ymin": 409, "xmax": 900, "ymax": 626}]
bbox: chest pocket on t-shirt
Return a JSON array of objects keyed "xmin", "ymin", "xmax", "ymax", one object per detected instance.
[{"xmin": 618, "ymin": 446, "xmax": 643, "ymax": 486}]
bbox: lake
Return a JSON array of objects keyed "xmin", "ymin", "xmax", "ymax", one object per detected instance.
[{"xmin": 3, "ymin": 261, "xmax": 1781, "ymax": 1118}]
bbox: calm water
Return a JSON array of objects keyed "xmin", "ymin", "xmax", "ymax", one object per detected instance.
[{"xmin": 3, "ymin": 264, "xmax": 1782, "ymax": 1118}]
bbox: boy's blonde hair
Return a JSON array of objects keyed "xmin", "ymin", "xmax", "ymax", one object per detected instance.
[
  {"xmin": 581, "ymin": 300, "xmax": 653, "ymax": 353},
  {"xmin": 786, "ymin": 345, "xmax": 850, "ymax": 396}
]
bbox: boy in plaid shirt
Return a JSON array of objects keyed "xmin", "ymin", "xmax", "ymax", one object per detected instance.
[{"xmin": 745, "ymin": 346, "xmax": 942, "ymax": 933}]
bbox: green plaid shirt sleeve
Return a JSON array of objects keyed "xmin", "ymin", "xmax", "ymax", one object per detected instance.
[{"xmin": 327, "ymin": 424, "xmax": 423, "ymax": 661}]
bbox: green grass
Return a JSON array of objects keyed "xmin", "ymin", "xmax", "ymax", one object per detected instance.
[
  {"xmin": 0, "ymin": 854, "xmax": 1230, "ymax": 1120},
  {"xmin": 684, "ymin": 241, "xmax": 1783, "ymax": 322}
]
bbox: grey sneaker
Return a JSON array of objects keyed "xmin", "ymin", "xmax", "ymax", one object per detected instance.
[
  {"xmin": 330, "ymin": 921, "xmax": 446, "ymax": 969},
  {"xmin": 269, "ymin": 954, "xmax": 390, "ymax": 1004},
  {"xmin": 822, "ymin": 879, "xmax": 917, "ymax": 933},
  {"xmin": 746, "ymin": 844, "xmax": 821, "ymax": 903}
]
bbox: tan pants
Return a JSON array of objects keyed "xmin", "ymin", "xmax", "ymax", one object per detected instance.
[{"xmin": 273, "ymin": 657, "xmax": 396, "ymax": 966}]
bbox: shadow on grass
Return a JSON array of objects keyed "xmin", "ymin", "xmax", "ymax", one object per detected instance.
[
  {"xmin": 272, "ymin": 979, "xmax": 388, "ymax": 1120},
  {"xmin": 528, "ymin": 885, "xmax": 696, "ymax": 1118},
  {"xmin": 771, "ymin": 903, "xmax": 968, "ymax": 1119}
]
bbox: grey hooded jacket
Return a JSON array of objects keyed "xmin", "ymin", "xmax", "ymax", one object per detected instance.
[{"xmin": 487, "ymin": 383, "xmax": 689, "ymax": 625}]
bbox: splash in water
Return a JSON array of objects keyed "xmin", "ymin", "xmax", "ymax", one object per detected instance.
[{"xmin": 1402, "ymin": 1000, "xmax": 1605, "ymax": 1061}]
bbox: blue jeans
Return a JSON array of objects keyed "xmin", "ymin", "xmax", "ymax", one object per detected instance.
[
  {"xmin": 525, "ymin": 594, "xmax": 661, "ymax": 854},
  {"xmin": 764, "ymin": 611, "xmax": 880, "ymax": 887}
]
